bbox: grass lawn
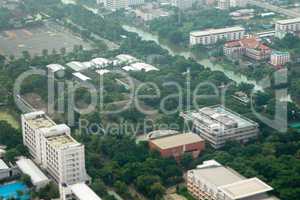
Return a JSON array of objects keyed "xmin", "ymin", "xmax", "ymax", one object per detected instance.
[{"xmin": 0, "ymin": 111, "xmax": 20, "ymax": 129}]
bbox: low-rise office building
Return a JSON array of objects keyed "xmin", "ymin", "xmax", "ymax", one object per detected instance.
[
  {"xmin": 61, "ymin": 182, "xmax": 102, "ymax": 200},
  {"xmin": 270, "ymin": 51, "xmax": 290, "ymax": 67},
  {"xmin": 190, "ymin": 26, "xmax": 245, "ymax": 46},
  {"xmin": 187, "ymin": 160, "xmax": 277, "ymax": 200},
  {"xmin": 224, "ymin": 37, "xmax": 272, "ymax": 61},
  {"xmin": 0, "ymin": 159, "xmax": 10, "ymax": 181},
  {"xmin": 180, "ymin": 105, "xmax": 259, "ymax": 149},
  {"xmin": 275, "ymin": 18, "xmax": 300, "ymax": 38},
  {"xmin": 148, "ymin": 132, "xmax": 205, "ymax": 160},
  {"xmin": 16, "ymin": 157, "xmax": 50, "ymax": 190}
]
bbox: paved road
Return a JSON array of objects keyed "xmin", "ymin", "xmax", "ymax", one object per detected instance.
[{"xmin": 248, "ymin": 0, "xmax": 300, "ymax": 18}]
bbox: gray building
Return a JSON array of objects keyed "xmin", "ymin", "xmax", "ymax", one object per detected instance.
[{"xmin": 181, "ymin": 105, "xmax": 259, "ymax": 149}]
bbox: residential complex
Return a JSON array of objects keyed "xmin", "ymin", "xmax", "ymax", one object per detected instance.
[
  {"xmin": 275, "ymin": 18, "xmax": 300, "ymax": 38},
  {"xmin": 224, "ymin": 37, "xmax": 272, "ymax": 61},
  {"xmin": 21, "ymin": 111, "xmax": 89, "ymax": 185},
  {"xmin": 148, "ymin": 132, "xmax": 205, "ymax": 160},
  {"xmin": 270, "ymin": 51, "xmax": 290, "ymax": 67},
  {"xmin": 180, "ymin": 105, "xmax": 259, "ymax": 149},
  {"xmin": 190, "ymin": 27, "xmax": 245, "ymax": 46},
  {"xmin": 187, "ymin": 160, "xmax": 277, "ymax": 200}
]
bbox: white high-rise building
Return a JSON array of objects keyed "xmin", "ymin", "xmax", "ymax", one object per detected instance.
[
  {"xmin": 103, "ymin": 0, "xmax": 128, "ymax": 10},
  {"xmin": 21, "ymin": 111, "xmax": 89, "ymax": 185}
]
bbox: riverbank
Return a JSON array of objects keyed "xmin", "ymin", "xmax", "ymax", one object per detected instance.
[{"xmin": 122, "ymin": 25, "xmax": 264, "ymax": 91}]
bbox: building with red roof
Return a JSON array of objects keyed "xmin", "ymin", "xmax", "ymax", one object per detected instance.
[{"xmin": 224, "ymin": 37, "xmax": 272, "ymax": 61}]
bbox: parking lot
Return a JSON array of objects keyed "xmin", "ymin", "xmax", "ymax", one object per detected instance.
[{"xmin": 0, "ymin": 21, "xmax": 92, "ymax": 58}]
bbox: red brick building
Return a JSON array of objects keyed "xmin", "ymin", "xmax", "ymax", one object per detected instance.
[{"xmin": 148, "ymin": 133, "xmax": 205, "ymax": 160}]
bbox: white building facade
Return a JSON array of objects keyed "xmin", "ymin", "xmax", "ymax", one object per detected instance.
[
  {"xmin": 270, "ymin": 51, "xmax": 290, "ymax": 67},
  {"xmin": 21, "ymin": 111, "xmax": 89, "ymax": 185},
  {"xmin": 190, "ymin": 27, "xmax": 245, "ymax": 46},
  {"xmin": 275, "ymin": 18, "xmax": 300, "ymax": 39},
  {"xmin": 103, "ymin": 0, "xmax": 128, "ymax": 10},
  {"xmin": 187, "ymin": 160, "xmax": 276, "ymax": 200}
]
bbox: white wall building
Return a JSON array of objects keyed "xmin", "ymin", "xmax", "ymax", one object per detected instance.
[
  {"xmin": 103, "ymin": 0, "xmax": 128, "ymax": 10},
  {"xmin": 0, "ymin": 159, "xmax": 10, "ymax": 180},
  {"xmin": 275, "ymin": 18, "xmax": 300, "ymax": 39},
  {"xmin": 270, "ymin": 51, "xmax": 290, "ymax": 67},
  {"xmin": 180, "ymin": 105, "xmax": 259, "ymax": 149},
  {"xmin": 21, "ymin": 111, "xmax": 89, "ymax": 185},
  {"xmin": 16, "ymin": 157, "xmax": 50, "ymax": 189},
  {"xmin": 61, "ymin": 183, "xmax": 102, "ymax": 200},
  {"xmin": 128, "ymin": 0, "xmax": 144, "ymax": 6},
  {"xmin": 190, "ymin": 26, "xmax": 245, "ymax": 46},
  {"xmin": 171, "ymin": 0, "xmax": 194, "ymax": 10},
  {"xmin": 187, "ymin": 160, "xmax": 277, "ymax": 200}
]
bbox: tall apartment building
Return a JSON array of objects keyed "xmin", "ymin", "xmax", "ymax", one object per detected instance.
[
  {"xmin": 180, "ymin": 105, "xmax": 259, "ymax": 149},
  {"xmin": 21, "ymin": 111, "xmax": 89, "ymax": 185},
  {"xmin": 103, "ymin": 0, "xmax": 128, "ymax": 10},
  {"xmin": 187, "ymin": 160, "xmax": 277, "ymax": 200},
  {"xmin": 270, "ymin": 51, "xmax": 290, "ymax": 67},
  {"xmin": 275, "ymin": 18, "xmax": 300, "ymax": 39},
  {"xmin": 190, "ymin": 27, "xmax": 245, "ymax": 46}
]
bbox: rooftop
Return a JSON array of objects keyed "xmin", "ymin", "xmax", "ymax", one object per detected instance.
[
  {"xmin": 47, "ymin": 134, "xmax": 78, "ymax": 148},
  {"xmin": 150, "ymin": 133, "xmax": 204, "ymax": 149},
  {"xmin": 191, "ymin": 160, "xmax": 244, "ymax": 187},
  {"xmin": 67, "ymin": 61, "xmax": 90, "ymax": 72},
  {"xmin": 16, "ymin": 158, "xmax": 49, "ymax": 186},
  {"xmin": 190, "ymin": 26, "xmax": 245, "ymax": 37},
  {"xmin": 46, "ymin": 64, "xmax": 65, "ymax": 72},
  {"xmin": 184, "ymin": 105, "xmax": 258, "ymax": 131},
  {"xmin": 276, "ymin": 18, "xmax": 300, "ymax": 25},
  {"xmin": 219, "ymin": 178, "xmax": 273, "ymax": 200},
  {"xmin": 73, "ymin": 72, "xmax": 91, "ymax": 81},
  {"xmin": 23, "ymin": 111, "xmax": 56, "ymax": 129},
  {"xmin": 189, "ymin": 160, "xmax": 275, "ymax": 200},
  {"xmin": 70, "ymin": 183, "xmax": 102, "ymax": 200},
  {"xmin": 0, "ymin": 159, "xmax": 9, "ymax": 170}
]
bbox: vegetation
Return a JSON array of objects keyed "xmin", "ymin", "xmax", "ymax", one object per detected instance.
[{"xmin": 149, "ymin": 8, "xmax": 235, "ymax": 45}]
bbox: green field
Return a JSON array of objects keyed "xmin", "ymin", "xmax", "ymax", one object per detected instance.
[{"xmin": 0, "ymin": 111, "xmax": 19, "ymax": 129}]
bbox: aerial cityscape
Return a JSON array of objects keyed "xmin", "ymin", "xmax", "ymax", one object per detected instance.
[{"xmin": 0, "ymin": 0, "xmax": 300, "ymax": 200}]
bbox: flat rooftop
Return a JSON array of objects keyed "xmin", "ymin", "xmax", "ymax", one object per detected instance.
[
  {"xmin": 276, "ymin": 18, "xmax": 300, "ymax": 25},
  {"xmin": 219, "ymin": 178, "xmax": 273, "ymax": 200},
  {"xmin": 191, "ymin": 162, "xmax": 244, "ymax": 187},
  {"xmin": 190, "ymin": 26, "xmax": 245, "ymax": 37},
  {"xmin": 73, "ymin": 72, "xmax": 91, "ymax": 81},
  {"xmin": 150, "ymin": 133, "xmax": 204, "ymax": 149},
  {"xmin": 47, "ymin": 134, "xmax": 78, "ymax": 148},
  {"xmin": 70, "ymin": 183, "xmax": 102, "ymax": 200},
  {"xmin": 184, "ymin": 105, "xmax": 257, "ymax": 130},
  {"xmin": 23, "ymin": 111, "xmax": 56, "ymax": 129},
  {"xmin": 16, "ymin": 158, "xmax": 49, "ymax": 186}
]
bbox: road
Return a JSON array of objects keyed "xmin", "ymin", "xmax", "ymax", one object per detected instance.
[{"xmin": 248, "ymin": 0, "xmax": 300, "ymax": 18}]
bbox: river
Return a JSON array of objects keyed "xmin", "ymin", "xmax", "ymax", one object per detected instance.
[{"xmin": 122, "ymin": 25, "xmax": 264, "ymax": 91}]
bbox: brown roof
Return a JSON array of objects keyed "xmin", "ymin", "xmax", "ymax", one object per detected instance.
[{"xmin": 150, "ymin": 133, "xmax": 204, "ymax": 149}]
